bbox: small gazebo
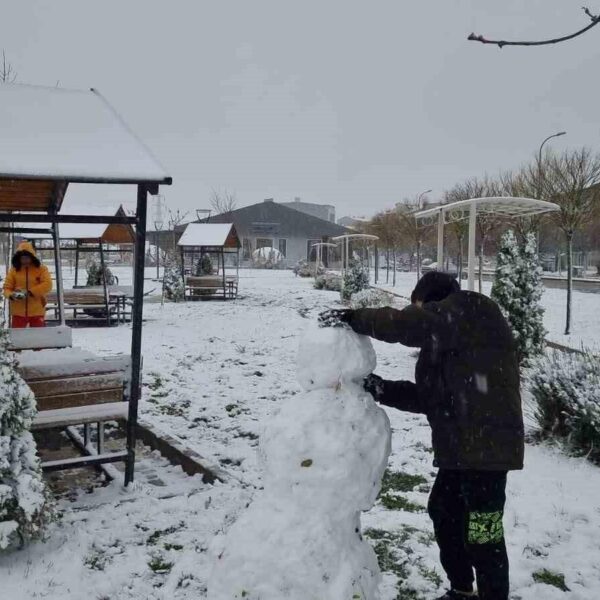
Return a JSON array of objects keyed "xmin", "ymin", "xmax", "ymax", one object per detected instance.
[
  {"xmin": 177, "ymin": 222, "xmax": 241, "ymax": 299},
  {"xmin": 415, "ymin": 197, "xmax": 560, "ymax": 291},
  {"xmin": 0, "ymin": 83, "xmax": 171, "ymax": 485}
]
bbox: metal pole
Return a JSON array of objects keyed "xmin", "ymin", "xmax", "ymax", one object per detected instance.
[
  {"xmin": 468, "ymin": 202, "xmax": 477, "ymax": 291},
  {"xmin": 125, "ymin": 184, "xmax": 148, "ymax": 486},
  {"xmin": 98, "ymin": 240, "xmax": 111, "ymax": 327},
  {"xmin": 74, "ymin": 241, "xmax": 80, "ymax": 286},
  {"xmin": 437, "ymin": 210, "xmax": 444, "ymax": 270},
  {"xmin": 51, "ymin": 222, "xmax": 66, "ymax": 325}
]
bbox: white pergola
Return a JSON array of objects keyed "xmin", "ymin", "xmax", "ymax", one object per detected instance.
[
  {"xmin": 415, "ymin": 197, "xmax": 560, "ymax": 291},
  {"xmin": 331, "ymin": 233, "xmax": 379, "ymax": 273},
  {"xmin": 311, "ymin": 242, "xmax": 338, "ymax": 276}
]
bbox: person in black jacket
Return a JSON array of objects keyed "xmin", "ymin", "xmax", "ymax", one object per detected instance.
[{"xmin": 319, "ymin": 271, "xmax": 524, "ymax": 600}]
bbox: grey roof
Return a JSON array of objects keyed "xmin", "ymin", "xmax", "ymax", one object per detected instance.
[{"xmin": 194, "ymin": 200, "xmax": 349, "ymax": 238}]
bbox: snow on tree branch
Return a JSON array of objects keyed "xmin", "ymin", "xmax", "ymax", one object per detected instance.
[{"xmin": 468, "ymin": 6, "xmax": 600, "ymax": 49}]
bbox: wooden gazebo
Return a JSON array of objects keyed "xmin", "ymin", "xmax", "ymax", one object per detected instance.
[
  {"xmin": 177, "ymin": 223, "xmax": 241, "ymax": 299},
  {"xmin": 27, "ymin": 204, "xmax": 136, "ymax": 325},
  {"xmin": 0, "ymin": 83, "xmax": 171, "ymax": 485}
]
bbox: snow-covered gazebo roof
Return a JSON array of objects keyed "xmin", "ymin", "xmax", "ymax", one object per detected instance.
[
  {"xmin": 415, "ymin": 196, "xmax": 560, "ymax": 291},
  {"xmin": 177, "ymin": 223, "xmax": 241, "ymax": 250}
]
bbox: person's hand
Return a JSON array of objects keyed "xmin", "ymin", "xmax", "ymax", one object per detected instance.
[
  {"xmin": 318, "ymin": 308, "xmax": 354, "ymax": 328},
  {"xmin": 363, "ymin": 373, "xmax": 385, "ymax": 400},
  {"xmin": 10, "ymin": 290, "xmax": 25, "ymax": 300}
]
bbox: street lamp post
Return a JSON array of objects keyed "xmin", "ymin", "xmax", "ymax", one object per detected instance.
[
  {"xmin": 537, "ymin": 131, "xmax": 566, "ymax": 253},
  {"xmin": 417, "ymin": 188, "xmax": 433, "ymax": 210}
]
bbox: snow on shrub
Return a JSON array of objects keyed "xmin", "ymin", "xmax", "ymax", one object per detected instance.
[
  {"xmin": 314, "ymin": 271, "xmax": 342, "ymax": 292},
  {"xmin": 341, "ymin": 260, "xmax": 370, "ymax": 302},
  {"xmin": 349, "ymin": 288, "xmax": 394, "ymax": 309},
  {"xmin": 491, "ymin": 231, "xmax": 546, "ymax": 365},
  {"xmin": 0, "ymin": 322, "xmax": 51, "ymax": 550},
  {"xmin": 163, "ymin": 255, "xmax": 185, "ymax": 302},
  {"xmin": 85, "ymin": 260, "xmax": 117, "ymax": 286},
  {"xmin": 293, "ymin": 260, "xmax": 312, "ymax": 278},
  {"xmin": 195, "ymin": 254, "xmax": 214, "ymax": 276},
  {"xmin": 528, "ymin": 349, "xmax": 600, "ymax": 462}
]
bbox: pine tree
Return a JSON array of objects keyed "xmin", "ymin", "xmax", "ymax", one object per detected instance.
[
  {"xmin": 195, "ymin": 254, "xmax": 214, "ymax": 276},
  {"xmin": 341, "ymin": 260, "xmax": 370, "ymax": 302},
  {"xmin": 491, "ymin": 230, "xmax": 546, "ymax": 365},
  {"xmin": 0, "ymin": 319, "xmax": 50, "ymax": 550},
  {"xmin": 163, "ymin": 254, "xmax": 185, "ymax": 302}
]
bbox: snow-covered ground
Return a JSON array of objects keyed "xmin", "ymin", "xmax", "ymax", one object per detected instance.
[
  {"xmin": 377, "ymin": 271, "xmax": 599, "ymax": 351},
  {"xmin": 1, "ymin": 270, "xmax": 600, "ymax": 599}
]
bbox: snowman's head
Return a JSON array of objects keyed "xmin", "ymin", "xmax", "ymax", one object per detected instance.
[{"xmin": 297, "ymin": 324, "xmax": 376, "ymax": 391}]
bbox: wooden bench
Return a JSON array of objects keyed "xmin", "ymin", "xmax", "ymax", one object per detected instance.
[
  {"xmin": 185, "ymin": 275, "xmax": 238, "ymax": 300},
  {"xmin": 47, "ymin": 288, "xmax": 113, "ymax": 325},
  {"xmin": 9, "ymin": 327, "xmax": 132, "ymax": 473}
]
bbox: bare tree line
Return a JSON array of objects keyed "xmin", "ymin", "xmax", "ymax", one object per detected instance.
[{"xmin": 364, "ymin": 147, "xmax": 600, "ymax": 334}]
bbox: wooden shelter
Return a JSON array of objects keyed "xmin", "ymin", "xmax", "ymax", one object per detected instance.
[
  {"xmin": 27, "ymin": 205, "xmax": 137, "ymax": 326},
  {"xmin": 177, "ymin": 223, "xmax": 241, "ymax": 299},
  {"xmin": 0, "ymin": 83, "xmax": 171, "ymax": 484}
]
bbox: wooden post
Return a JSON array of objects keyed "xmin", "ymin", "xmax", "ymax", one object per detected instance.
[
  {"xmin": 74, "ymin": 240, "xmax": 80, "ymax": 286},
  {"xmin": 222, "ymin": 249, "xmax": 226, "ymax": 300},
  {"xmin": 51, "ymin": 222, "xmax": 66, "ymax": 325},
  {"xmin": 125, "ymin": 184, "xmax": 148, "ymax": 486}
]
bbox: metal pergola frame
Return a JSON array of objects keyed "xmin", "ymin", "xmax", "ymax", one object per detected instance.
[
  {"xmin": 415, "ymin": 197, "xmax": 560, "ymax": 291},
  {"xmin": 310, "ymin": 242, "xmax": 338, "ymax": 276},
  {"xmin": 331, "ymin": 233, "xmax": 379, "ymax": 273}
]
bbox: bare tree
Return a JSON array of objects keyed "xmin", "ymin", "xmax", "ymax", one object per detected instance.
[
  {"xmin": 210, "ymin": 189, "xmax": 237, "ymax": 215},
  {"xmin": 367, "ymin": 211, "xmax": 398, "ymax": 285},
  {"xmin": 166, "ymin": 208, "xmax": 189, "ymax": 256},
  {"xmin": 543, "ymin": 148, "xmax": 600, "ymax": 334},
  {"xmin": 396, "ymin": 196, "xmax": 434, "ymax": 282},
  {"xmin": 1, "ymin": 50, "xmax": 17, "ymax": 83},
  {"xmin": 468, "ymin": 6, "xmax": 600, "ymax": 48}
]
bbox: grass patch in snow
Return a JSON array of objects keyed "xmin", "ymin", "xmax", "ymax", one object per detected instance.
[
  {"xmin": 146, "ymin": 522, "xmax": 185, "ymax": 545},
  {"xmin": 380, "ymin": 469, "xmax": 428, "ymax": 494},
  {"xmin": 380, "ymin": 493, "xmax": 425, "ymax": 513},
  {"xmin": 147, "ymin": 553, "xmax": 174, "ymax": 574},
  {"xmin": 532, "ymin": 569, "xmax": 570, "ymax": 591}
]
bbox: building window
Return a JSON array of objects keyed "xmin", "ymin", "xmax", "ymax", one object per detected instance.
[
  {"xmin": 278, "ymin": 239, "xmax": 287, "ymax": 258},
  {"xmin": 256, "ymin": 238, "xmax": 274, "ymax": 250},
  {"xmin": 307, "ymin": 239, "xmax": 321, "ymax": 261}
]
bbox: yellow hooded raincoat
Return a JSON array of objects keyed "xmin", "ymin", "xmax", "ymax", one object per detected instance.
[{"xmin": 3, "ymin": 241, "xmax": 53, "ymax": 318}]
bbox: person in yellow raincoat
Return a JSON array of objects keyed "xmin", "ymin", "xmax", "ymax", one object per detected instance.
[{"xmin": 3, "ymin": 241, "xmax": 52, "ymax": 328}]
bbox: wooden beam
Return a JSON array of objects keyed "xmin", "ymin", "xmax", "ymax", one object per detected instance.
[{"xmin": 41, "ymin": 451, "xmax": 128, "ymax": 472}]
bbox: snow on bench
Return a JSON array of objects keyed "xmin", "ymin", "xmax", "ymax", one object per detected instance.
[
  {"xmin": 32, "ymin": 402, "xmax": 128, "ymax": 430},
  {"xmin": 15, "ymin": 348, "xmax": 131, "ymax": 431},
  {"xmin": 8, "ymin": 325, "xmax": 73, "ymax": 351}
]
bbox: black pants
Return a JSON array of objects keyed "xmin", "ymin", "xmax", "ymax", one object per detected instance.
[{"xmin": 428, "ymin": 469, "xmax": 509, "ymax": 600}]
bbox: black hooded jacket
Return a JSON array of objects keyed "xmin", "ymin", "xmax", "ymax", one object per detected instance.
[{"xmin": 348, "ymin": 291, "xmax": 524, "ymax": 471}]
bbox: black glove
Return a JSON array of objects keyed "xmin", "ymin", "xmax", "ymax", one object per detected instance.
[
  {"xmin": 363, "ymin": 373, "xmax": 385, "ymax": 401},
  {"xmin": 318, "ymin": 308, "xmax": 354, "ymax": 328}
]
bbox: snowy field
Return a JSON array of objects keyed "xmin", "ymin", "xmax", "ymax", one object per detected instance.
[
  {"xmin": 377, "ymin": 271, "xmax": 600, "ymax": 351},
  {"xmin": 1, "ymin": 270, "xmax": 600, "ymax": 599}
]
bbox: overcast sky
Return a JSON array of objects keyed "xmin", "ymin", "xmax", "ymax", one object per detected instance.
[{"xmin": 3, "ymin": 0, "xmax": 600, "ymax": 220}]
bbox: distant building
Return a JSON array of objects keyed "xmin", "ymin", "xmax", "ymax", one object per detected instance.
[
  {"xmin": 280, "ymin": 197, "xmax": 336, "ymax": 223},
  {"xmin": 337, "ymin": 216, "xmax": 368, "ymax": 230},
  {"xmin": 186, "ymin": 199, "xmax": 349, "ymax": 266}
]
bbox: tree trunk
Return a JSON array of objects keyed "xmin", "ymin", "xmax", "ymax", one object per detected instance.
[
  {"xmin": 416, "ymin": 240, "xmax": 421, "ymax": 282},
  {"xmin": 392, "ymin": 251, "xmax": 396, "ymax": 287},
  {"xmin": 386, "ymin": 249, "xmax": 389, "ymax": 283},
  {"xmin": 565, "ymin": 233, "xmax": 573, "ymax": 335}
]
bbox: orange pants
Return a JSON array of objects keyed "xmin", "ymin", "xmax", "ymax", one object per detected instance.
[{"xmin": 11, "ymin": 315, "xmax": 46, "ymax": 328}]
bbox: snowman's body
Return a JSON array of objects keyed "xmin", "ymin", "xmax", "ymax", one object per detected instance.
[{"xmin": 208, "ymin": 326, "xmax": 392, "ymax": 600}]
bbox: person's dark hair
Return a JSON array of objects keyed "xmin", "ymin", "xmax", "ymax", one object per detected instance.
[
  {"xmin": 411, "ymin": 271, "xmax": 460, "ymax": 304},
  {"xmin": 12, "ymin": 250, "xmax": 41, "ymax": 271}
]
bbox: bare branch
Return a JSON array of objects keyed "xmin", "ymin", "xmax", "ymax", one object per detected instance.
[
  {"xmin": 468, "ymin": 7, "xmax": 600, "ymax": 48},
  {"xmin": 1, "ymin": 50, "xmax": 17, "ymax": 83},
  {"xmin": 210, "ymin": 189, "xmax": 237, "ymax": 215}
]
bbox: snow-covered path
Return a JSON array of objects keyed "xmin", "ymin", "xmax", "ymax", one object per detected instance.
[{"xmin": 1, "ymin": 270, "xmax": 599, "ymax": 599}]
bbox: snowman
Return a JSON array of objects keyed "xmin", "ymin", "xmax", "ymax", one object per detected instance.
[{"xmin": 207, "ymin": 323, "xmax": 392, "ymax": 600}]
